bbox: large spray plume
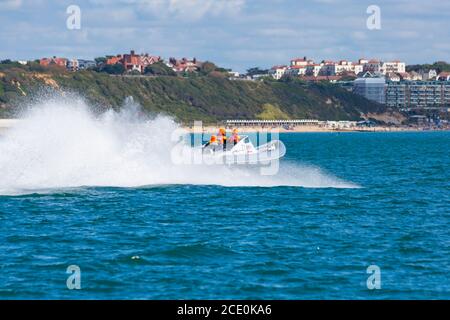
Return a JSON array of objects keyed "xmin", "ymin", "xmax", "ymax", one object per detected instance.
[{"xmin": 0, "ymin": 95, "xmax": 358, "ymax": 195}]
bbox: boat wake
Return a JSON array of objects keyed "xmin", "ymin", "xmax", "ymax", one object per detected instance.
[{"xmin": 0, "ymin": 96, "xmax": 359, "ymax": 195}]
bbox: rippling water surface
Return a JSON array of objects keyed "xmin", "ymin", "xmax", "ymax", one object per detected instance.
[{"xmin": 0, "ymin": 132, "xmax": 449, "ymax": 299}]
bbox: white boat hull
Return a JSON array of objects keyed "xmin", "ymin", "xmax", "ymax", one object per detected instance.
[{"xmin": 201, "ymin": 136, "xmax": 286, "ymax": 165}]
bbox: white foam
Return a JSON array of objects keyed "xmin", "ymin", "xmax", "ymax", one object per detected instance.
[{"xmin": 0, "ymin": 96, "xmax": 358, "ymax": 195}]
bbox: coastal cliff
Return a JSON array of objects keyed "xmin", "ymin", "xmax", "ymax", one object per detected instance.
[{"xmin": 0, "ymin": 63, "xmax": 399, "ymax": 124}]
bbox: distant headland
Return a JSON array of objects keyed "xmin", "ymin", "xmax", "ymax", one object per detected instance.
[{"xmin": 1, "ymin": 50, "xmax": 449, "ymax": 128}]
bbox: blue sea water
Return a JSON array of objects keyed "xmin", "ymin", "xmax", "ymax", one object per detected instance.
[{"xmin": 0, "ymin": 131, "xmax": 449, "ymax": 299}]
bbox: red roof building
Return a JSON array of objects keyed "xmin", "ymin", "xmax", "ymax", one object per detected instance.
[
  {"xmin": 104, "ymin": 50, "xmax": 161, "ymax": 73},
  {"xmin": 168, "ymin": 57, "xmax": 200, "ymax": 73},
  {"xmin": 140, "ymin": 54, "xmax": 161, "ymax": 68},
  {"xmin": 106, "ymin": 55, "xmax": 122, "ymax": 65},
  {"xmin": 39, "ymin": 57, "xmax": 67, "ymax": 68},
  {"xmin": 437, "ymin": 72, "xmax": 450, "ymax": 81},
  {"xmin": 122, "ymin": 50, "xmax": 141, "ymax": 72}
]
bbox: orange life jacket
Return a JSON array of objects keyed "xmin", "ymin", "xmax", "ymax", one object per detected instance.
[{"xmin": 218, "ymin": 134, "xmax": 227, "ymax": 144}]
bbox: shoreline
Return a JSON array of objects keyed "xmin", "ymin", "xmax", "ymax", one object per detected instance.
[
  {"xmin": 1, "ymin": 119, "xmax": 448, "ymax": 134},
  {"xmin": 183, "ymin": 125, "xmax": 449, "ymax": 133}
]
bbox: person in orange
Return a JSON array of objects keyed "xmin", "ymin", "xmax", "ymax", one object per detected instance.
[
  {"xmin": 229, "ymin": 128, "xmax": 240, "ymax": 146},
  {"xmin": 217, "ymin": 128, "xmax": 227, "ymax": 150},
  {"xmin": 204, "ymin": 135, "xmax": 218, "ymax": 147},
  {"xmin": 203, "ymin": 135, "xmax": 219, "ymax": 152}
]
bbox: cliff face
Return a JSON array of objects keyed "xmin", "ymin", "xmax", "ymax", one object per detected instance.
[{"xmin": 0, "ymin": 63, "xmax": 394, "ymax": 123}]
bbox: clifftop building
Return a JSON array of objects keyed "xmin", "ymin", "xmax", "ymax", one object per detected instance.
[
  {"xmin": 353, "ymin": 77, "xmax": 386, "ymax": 104},
  {"xmin": 39, "ymin": 57, "xmax": 67, "ymax": 68},
  {"xmin": 270, "ymin": 57, "xmax": 405, "ymax": 80},
  {"xmin": 106, "ymin": 50, "xmax": 161, "ymax": 73},
  {"xmin": 269, "ymin": 65, "xmax": 288, "ymax": 80},
  {"xmin": 386, "ymin": 81, "xmax": 450, "ymax": 109}
]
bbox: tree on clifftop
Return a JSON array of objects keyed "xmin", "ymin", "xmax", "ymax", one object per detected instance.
[
  {"xmin": 98, "ymin": 63, "xmax": 125, "ymax": 75},
  {"xmin": 246, "ymin": 67, "xmax": 268, "ymax": 76},
  {"xmin": 199, "ymin": 61, "xmax": 217, "ymax": 75},
  {"xmin": 144, "ymin": 62, "xmax": 177, "ymax": 76},
  {"xmin": 94, "ymin": 57, "xmax": 107, "ymax": 65}
]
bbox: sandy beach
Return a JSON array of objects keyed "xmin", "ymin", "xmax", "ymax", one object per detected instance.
[
  {"xmin": 184, "ymin": 124, "xmax": 449, "ymax": 133},
  {"xmin": 0, "ymin": 119, "xmax": 447, "ymax": 134}
]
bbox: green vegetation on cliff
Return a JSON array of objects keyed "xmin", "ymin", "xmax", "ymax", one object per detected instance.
[
  {"xmin": 406, "ymin": 61, "xmax": 450, "ymax": 73},
  {"xmin": 256, "ymin": 103, "xmax": 290, "ymax": 120},
  {"xmin": 0, "ymin": 62, "xmax": 388, "ymax": 123}
]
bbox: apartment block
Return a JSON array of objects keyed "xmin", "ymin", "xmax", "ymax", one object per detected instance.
[{"xmin": 386, "ymin": 81, "xmax": 450, "ymax": 109}]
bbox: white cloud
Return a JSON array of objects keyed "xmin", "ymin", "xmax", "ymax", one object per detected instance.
[
  {"xmin": 312, "ymin": 0, "xmax": 338, "ymax": 3},
  {"xmin": 0, "ymin": 0, "xmax": 22, "ymax": 10},
  {"xmin": 351, "ymin": 31, "xmax": 367, "ymax": 41},
  {"xmin": 88, "ymin": 0, "xmax": 245, "ymax": 21},
  {"xmin": 84, "ymin": 7, "xmax": 137, "ymax": 25},
  {"xmin": 135, "ymin": 0, "xmax": 245, "ymax": 20},
  {"xmin": 1, "ymin": 0, "xmax": 449, "ymax": 70}
]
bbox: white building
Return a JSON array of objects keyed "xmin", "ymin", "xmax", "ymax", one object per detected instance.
[
  {"xmin": 286, "ymin": 58, "xmax": 327, "ymax": 77},
  {"xmin": 421, "ymin": 69, "xmax": 437, "ymax": 80},
  {"xmin": 227, "ymin": 71, "xmax": 240, "ymax": 78},
  {"xmin": 398, "ymin": 72, "xmax": 412, "ymax": 81},
  {"xmin": 319, "ymin": 61, "xmax": 335, "ymax": 75},
  {"xmin": 363, "ymin": 59, "xmax": 382, "ymax": 73},
  {"xmin": 361, "ymin": 59, "xmax": 405, "ymax": 75},
  {"xmin": 285, "ymin": 65, "xmax": 307, "ymax": 76},
  {"xmin": 306, "ymin": 64, "xmax": 323, "ymax": 77},
  {"xmin": 409, "ymin": 71, "xmax": 422, "ymax": 81},
  {"xmin": 66, "ymin": 59, "xmax": 96, "ymax": 71},
  {"xmin": 67, "ymin": 59, "xmax": 79, "ymax": 71},
  {"xmin": 381, "ymin": 61, "xmax": 406, "ymax": 74},
  {"xmin": 335, "ymin": 60, "xmax": 363, "ymax": 75},
  {"xmin": 358, "ymin": 58, "xmax": 369, "ymax": 65},
  {"xmin": 78, "ymin": 59, "xmax": 96, "ymax": 70},
  {"xmin": 269, "ymin": 65, "xmax": 287, "ymax": 80},
  {"xmin": 386, "ymin": 72, "xmax": 400, "ymax": 82},
  {"xmin": 335, "ymin": 60, "xmax": 352, "ymax": 74},
  {"xmin": 290, "ymin": 57, "xmax": 312, "ymax": 67},
  {"xmin": 325, "ymin": 121, "xmax": 357, "ymax": 129},
  {"xmin": 353, "ymin": 64, "xmax": 364, "ymax": 75},
  {"xmin": 317, "ymin": 60, "xmax": 363, "ymax": 76}
]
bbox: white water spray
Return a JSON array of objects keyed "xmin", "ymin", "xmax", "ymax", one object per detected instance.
[{"xmin": 0, "ymin": 96, "xmax": 358, "ymax": 195}]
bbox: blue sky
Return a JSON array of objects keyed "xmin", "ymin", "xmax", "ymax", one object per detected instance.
[{"xmin": 0, "ymin": 0, "xmax": 449, "ymax": 72}]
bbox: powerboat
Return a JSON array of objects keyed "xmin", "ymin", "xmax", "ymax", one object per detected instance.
[{"xmin": 201, "ymin": 135, "xmax": 286, "ymax": 165}]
